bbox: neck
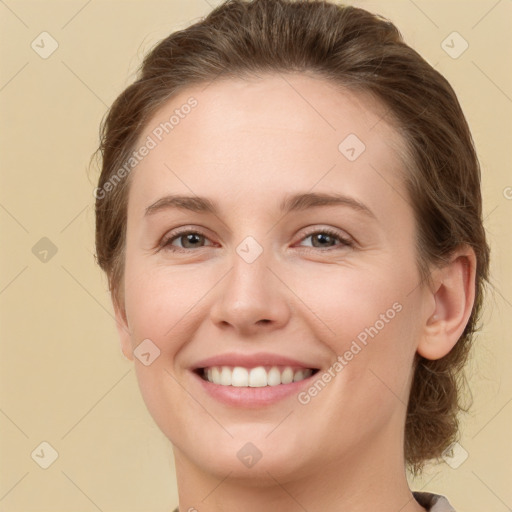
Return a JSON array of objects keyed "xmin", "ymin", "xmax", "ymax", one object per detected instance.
[{"xmin": 172, "ymin": 421, "xmax": 426, "ymax": 512}]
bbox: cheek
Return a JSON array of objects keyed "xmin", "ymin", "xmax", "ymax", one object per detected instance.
[
  {"xmin": 122, "ymin": 259, "xmax": 215, "ymax": 441},
  {"xmin": 292, "ymin": 260, "xmax": 419, "ymax": 402},
  {"xmin": 123, "ymin": 258, "xmax": 217, "ymax": 346},
  {"xmin": 291, "ymin": 260, "xmax": 414, "ymax": 348}
]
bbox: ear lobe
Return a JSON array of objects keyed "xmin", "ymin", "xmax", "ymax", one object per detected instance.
[{"xmin": 417, "ymin": 247, "xmax": 477, "ymax": 361}]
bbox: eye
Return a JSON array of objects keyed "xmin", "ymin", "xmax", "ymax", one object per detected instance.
[
  {"xmin": 161, "ymin": 230, "xmax": 214, "ymax": 251},
  {"xmin": 159, "ymin": 227, "xmax": 353, "ymax": 253},
  {"xmin": 297, "ymin": 228, "xmax": 353, "ymax": 250}
]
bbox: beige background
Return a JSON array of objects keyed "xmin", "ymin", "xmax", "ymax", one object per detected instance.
[{"xmin": 0, "ymin": 0, "xmax": 510, "ymax": 511}]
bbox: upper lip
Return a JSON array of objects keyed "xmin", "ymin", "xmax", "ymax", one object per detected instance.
[{"xmin": 192, "ymin": 352, "xmax": 320, "ymax": 370}]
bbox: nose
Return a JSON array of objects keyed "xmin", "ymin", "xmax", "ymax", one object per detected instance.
[{"xmin": 209, "ymin": 246, "xmax": 292, "ymax": 337}]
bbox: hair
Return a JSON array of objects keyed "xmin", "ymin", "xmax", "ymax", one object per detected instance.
[{"xmin": 94, "ymin": 0, "xmax": 490, "ymax": 475}]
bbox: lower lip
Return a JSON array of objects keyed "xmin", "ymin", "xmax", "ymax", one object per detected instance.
[{"xmin": 190, "ymin": 370, "xmax": 316, "ymax": 408}]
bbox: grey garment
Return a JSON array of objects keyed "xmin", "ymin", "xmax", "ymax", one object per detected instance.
[
  {"xmin": 172, "ymin": 492, "xmax": 456, "ymax": 512},
  {"xmin": 413, "ymin": 492, "xmax": 457, "ymax": 511}
]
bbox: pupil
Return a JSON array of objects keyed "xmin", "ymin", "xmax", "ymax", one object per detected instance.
[
  {"xmin": 184, "ymin": 233, "xmax": 202, "ymax": 248},
  {"xmin": 314, "ymin": 233, "xmax": 333, "ymax": 247}
]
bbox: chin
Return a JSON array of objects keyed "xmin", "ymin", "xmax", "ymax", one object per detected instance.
[{"xmin": 173, "ymin": 431, "xmax": 321, "ymax": 486}]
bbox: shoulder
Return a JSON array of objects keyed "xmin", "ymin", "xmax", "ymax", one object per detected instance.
[{"xmin": 413, "ymin": 491, "xmax": 457, "ymax": 511}]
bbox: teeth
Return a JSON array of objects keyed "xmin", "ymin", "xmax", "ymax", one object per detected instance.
[
  {"xmin": 232, "ymin": 367, "xmax": 249, "ymax": 387},
  {"xmin": 248, "ymin": 366, "xmax": 267, "ymax": 387},
  {"xmin": 220, "ymin": 366, "xmax": 232, "ymax": 386},
  {"xmin": 293, "ymin": 370, "xmax": 305, "ymax": 382},
  {"xmin": 203, "ymin": 366, "xmax": 314, "ymax": 387},
  {"xmin": 281, "ymin": 367, "xmax": 294, "ymax": 384},
  {"xmin": 267, "ymin": 366, "xmax": 281, "ymax": 386}
]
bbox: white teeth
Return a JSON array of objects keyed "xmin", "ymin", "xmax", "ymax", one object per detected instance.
[
  {"xmin": 203, "ymin": 365, "xmax": 314, "ymax": 387},
  {"xmin": 220, "ymin": 366, "xmax": 232, "ymax": 386},
  {"xmin": 281, "ymin": 367, "xmax": 294, "ymax": 384},
  {"xmin": 267, "ymin": 366, "xmax": 281, "ymax": 386},
  {"xmin": 249, "ymin": 366, "xmax": 267, "ymax": 387},
  {"xmin": 231, "ymin": 367, "xmax": 249, "ymax": 387}
]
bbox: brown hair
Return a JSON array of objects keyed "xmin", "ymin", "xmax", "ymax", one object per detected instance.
[{"xmin": 94, "ymin": 0, "xmax": 490, "ymax": 474}]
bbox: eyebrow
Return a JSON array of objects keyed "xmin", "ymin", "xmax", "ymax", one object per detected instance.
[{"xmin": 144, "ymin": 192, "xmax": 376, "ymax": 219}]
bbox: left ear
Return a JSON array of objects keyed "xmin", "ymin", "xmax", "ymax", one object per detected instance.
[{"xmin": 417, "ymin": 245, "xmax": 477, "ymax": 360}]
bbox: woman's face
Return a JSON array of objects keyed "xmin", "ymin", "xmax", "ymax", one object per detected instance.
[{"xmin": 117, "ymin": 73, "xmax": 432, "ymax": 481}]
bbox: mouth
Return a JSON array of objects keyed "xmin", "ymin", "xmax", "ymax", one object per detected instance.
[
  {"xmin": 189, "ymin": 353, "xmax": 322, "ymax": 407},
  {"xmin": 194, "ymin": 365, "xmax": 320, "ymax": 387}
]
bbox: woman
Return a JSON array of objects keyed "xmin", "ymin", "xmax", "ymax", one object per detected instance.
[{"xmin": 94, "ymin": 1, "xmax": 490, "ymax": 510}]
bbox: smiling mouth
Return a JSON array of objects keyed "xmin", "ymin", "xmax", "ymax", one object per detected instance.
[{"xmin": 195, "ymin": 365, "xmax": 320, "ymax": 387}]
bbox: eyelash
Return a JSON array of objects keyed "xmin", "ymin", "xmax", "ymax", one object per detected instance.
[{"xmin": 159, "ymin": 227, "xmax": 354, "ymax": 253}]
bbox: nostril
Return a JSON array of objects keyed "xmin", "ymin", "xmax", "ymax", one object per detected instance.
[{"xmin": 257, "ymin": 319, "xmax": 271, "ymax": 325}]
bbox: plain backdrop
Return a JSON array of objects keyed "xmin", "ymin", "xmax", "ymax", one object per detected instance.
[{"xmin": 0, "ymin": 1, "xmax": 511, "ymax": 511}]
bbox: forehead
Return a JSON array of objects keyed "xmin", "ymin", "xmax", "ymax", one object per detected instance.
[{"xmin": 128, "ymin": 73, "xmax": 409, "ymax": 215}]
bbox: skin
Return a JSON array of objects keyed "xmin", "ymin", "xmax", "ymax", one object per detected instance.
[{"xmin": 114, "ymin": 73, "xmax": 476, "ymax": 512}]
